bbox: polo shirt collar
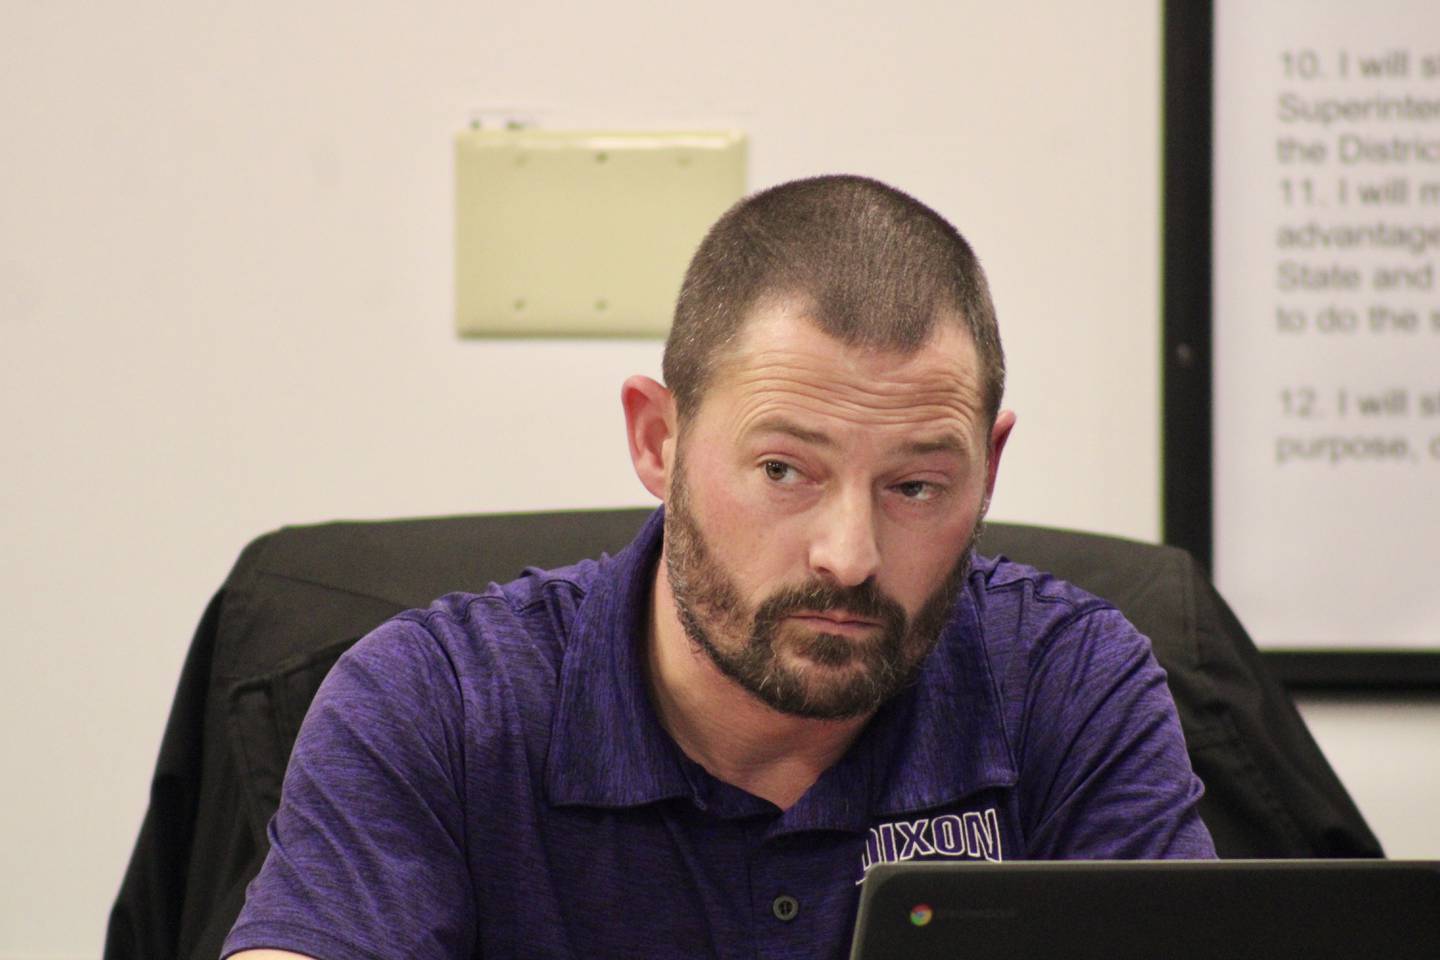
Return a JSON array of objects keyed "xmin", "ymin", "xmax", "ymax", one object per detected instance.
[
  {"xmin": 544, "ymin": 508, "xmax": 1018, "ymax": 829},
  {"xmin": 546, "ymin": 509, "xmax": 695, "ymax": 808}
]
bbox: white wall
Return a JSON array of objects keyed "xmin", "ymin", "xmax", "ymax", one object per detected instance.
[{"xmin": 0, "ymin": 3, "xmax": 1433, "ymax": 957}]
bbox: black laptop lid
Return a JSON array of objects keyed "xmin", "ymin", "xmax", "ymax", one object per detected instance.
[{"xmin": 849, "ymin": 860, "xmax": 1440, "ymax": 960}]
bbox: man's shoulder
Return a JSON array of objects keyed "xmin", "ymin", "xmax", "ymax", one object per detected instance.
[
  {"xmin": 407, "ymin": 556, "xmax": 603, "ymax": 627},
  {"xmin": 348, "ymin": 555, "xmax": 613, "ymax": 699},
  {"xmin": 956, "ymin": 551, "xmax": 1160, "ymax": 705},
  {"xmin": 965, "ymin": 551, "xmax": 1125, "ymax": 647},
  {"xmin": 957, "ymin": 551, "xmax": 1175, "ymax": 751}
]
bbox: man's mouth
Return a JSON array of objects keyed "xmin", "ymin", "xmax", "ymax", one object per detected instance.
[{"xmin": 788, "ymin": 610, "xmax": 882, "ymax": 634}]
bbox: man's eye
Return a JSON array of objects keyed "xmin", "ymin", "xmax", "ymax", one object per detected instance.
[
  {"xmin": 762, "ymin": 461, "xmax": 796, "ymax": 483},
  {"xmin": 894, "ymin": 480, "xmax": 938, "ymax": 501}
]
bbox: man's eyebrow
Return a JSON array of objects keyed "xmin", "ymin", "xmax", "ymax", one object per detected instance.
[
  {"xmin": 747, "ymin": 417, "xmax": 967, "ymax": 457},
  {"xmin": 899, "ymin": 434, "xmax": 967, "ymax": 456},
  {"xmin": 747, "ymin": 416, "xmax": 834, "ymax": 447}
]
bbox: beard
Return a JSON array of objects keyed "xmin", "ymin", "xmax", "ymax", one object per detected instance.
[{"xmin": 663, "ymin": 455, "xmax": 980, "ymax": 721}]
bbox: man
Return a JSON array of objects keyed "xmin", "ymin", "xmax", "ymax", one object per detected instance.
[{"xmin": 225, "ymin": 175, "xmax": 1214, "ymax": 960}]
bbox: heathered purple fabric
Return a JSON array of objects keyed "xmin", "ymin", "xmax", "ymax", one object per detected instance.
[{"xmin": 223, "ymin": 509, "xmax": 1214, "ymax": 960}]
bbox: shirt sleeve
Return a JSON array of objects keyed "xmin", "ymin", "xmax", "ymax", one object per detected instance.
[
  {"xmin": 222, "ymin": 617, "xmax": 475, "ymax": 960},
  {"xmin": 1016, "ymin": 607, "xmax": 1218, "ymax": 860}
]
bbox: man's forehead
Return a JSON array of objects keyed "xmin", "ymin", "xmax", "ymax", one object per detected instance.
[
  {"xmin": 695, "ymin": 305, "xmax": 987, "ymax": 440},
  {"xmin": 716, "ymin": 305, "xmax": 980, "ymax": 393}
]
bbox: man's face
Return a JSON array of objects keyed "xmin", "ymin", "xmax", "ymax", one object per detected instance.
[{"xmin": 661, "ymin": 305, "xmax": 1003, "ymax": 720}]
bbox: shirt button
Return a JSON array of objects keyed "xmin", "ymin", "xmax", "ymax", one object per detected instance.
[{"xmin": 771, "ymin": 894, "xmax": 800, "ymax": 922}]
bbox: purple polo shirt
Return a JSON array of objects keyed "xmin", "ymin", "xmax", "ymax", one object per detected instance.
[{"xmin": 223, "ymin": 509, "xmax": 1213, "ymax": 960}]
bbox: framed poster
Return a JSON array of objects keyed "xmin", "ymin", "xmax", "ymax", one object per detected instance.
[{"xmin": 1164, "ymin": 0, "xmax": 1440, "ymax": 688}]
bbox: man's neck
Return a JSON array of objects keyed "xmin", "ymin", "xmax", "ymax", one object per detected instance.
[{"xmin": 645, "ymin": 560, "xmax": 871, "ymax": 811}]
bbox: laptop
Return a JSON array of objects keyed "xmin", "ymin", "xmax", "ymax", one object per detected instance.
[{"xmin": 849, "ymin": 860, "xmax": 1440, "ymax": 960}]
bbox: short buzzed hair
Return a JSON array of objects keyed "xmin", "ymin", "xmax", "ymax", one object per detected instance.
[{"xmin": 662, "ymin": 174, "xmax": 1005, "ymax": 423}]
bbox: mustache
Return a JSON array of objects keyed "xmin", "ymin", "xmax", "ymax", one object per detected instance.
[{"xmin": 750, "ymin": 577, "xmax": 907, "ymax": 634}]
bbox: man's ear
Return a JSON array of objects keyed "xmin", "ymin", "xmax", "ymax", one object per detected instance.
[
  {"xmin": 621, "ymin": 375, "xmax": 678, "ymax": 502},
  {"xmin": 983, "ymin": 409, "xmax": 1017, "ymax": 509}
]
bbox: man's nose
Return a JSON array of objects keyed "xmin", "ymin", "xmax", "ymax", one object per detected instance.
[{"xmin": 807, "ymin": 488, "xmax": 881, "ymax": 587}]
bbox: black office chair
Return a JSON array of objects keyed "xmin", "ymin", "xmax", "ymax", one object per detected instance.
[{"xmin": 104, "ymin": 509, "xmax": 1382, "ymax": 960}]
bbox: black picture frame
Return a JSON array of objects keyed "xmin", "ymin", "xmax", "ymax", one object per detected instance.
[{"xmin": 1161, "ymin": 0, "xmax": 1440, "ymax": 691}]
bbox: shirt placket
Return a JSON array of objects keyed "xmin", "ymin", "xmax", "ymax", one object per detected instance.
[{"xmin": 744, "ymin": 830, "xmax": 862, "ymax": 960}]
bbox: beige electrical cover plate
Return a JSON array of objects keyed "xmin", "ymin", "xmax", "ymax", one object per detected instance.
[{"xmin": 455, "ymin": 129, "xmax": 747, "ymax": 337}]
